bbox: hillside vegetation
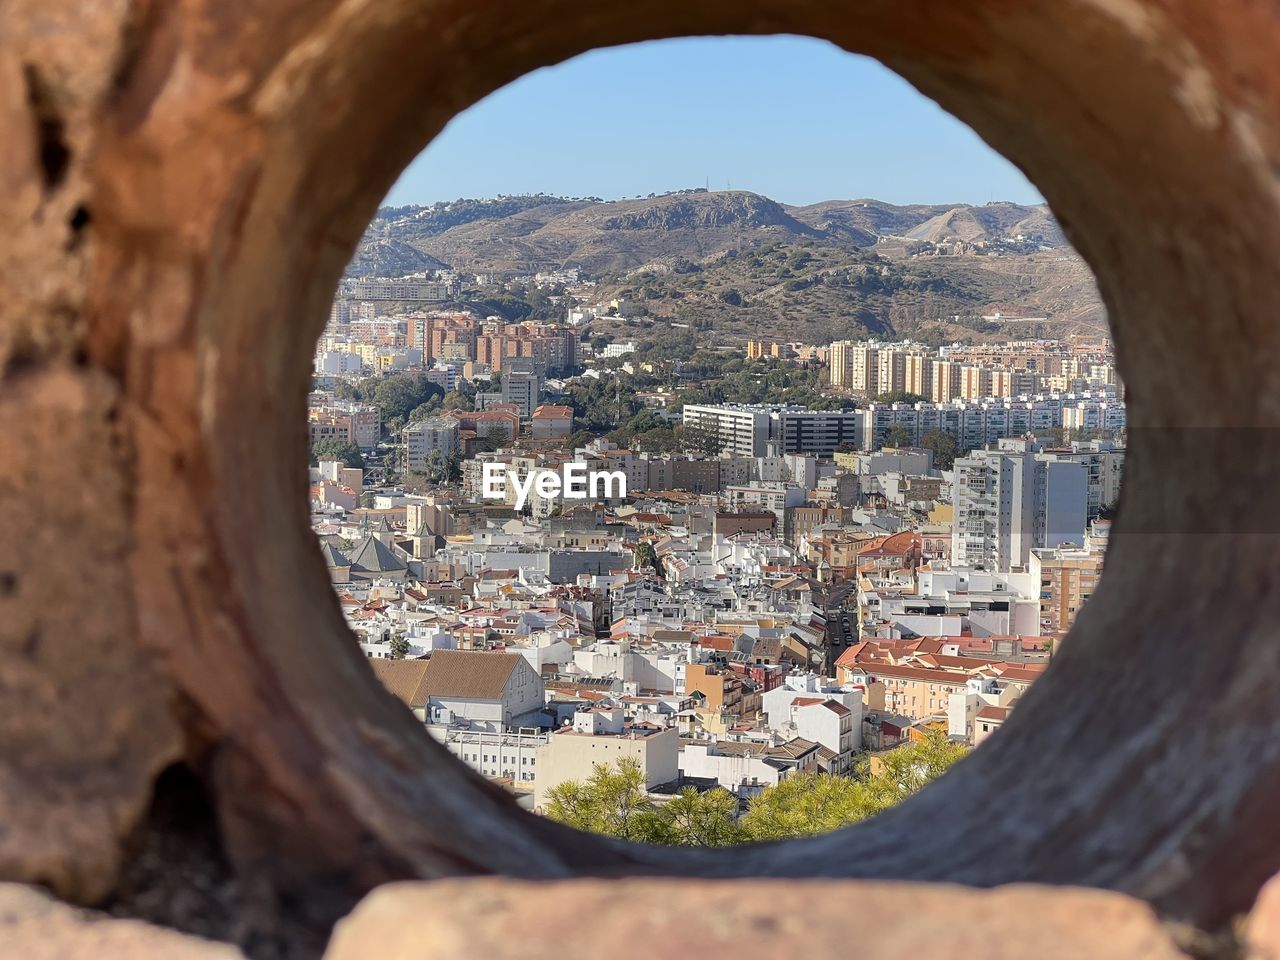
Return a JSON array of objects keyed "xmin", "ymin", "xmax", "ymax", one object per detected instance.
[{"xmin": 354, "ymin": 190, "xmax": 1106, "ymax": 343}]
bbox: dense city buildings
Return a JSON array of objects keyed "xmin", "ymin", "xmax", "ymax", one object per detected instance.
[
  {"xmin": 855, "ymin": 389, "xmax": 1125, "ymax": 451},
  {"xmin": 314, "ymin": 270, "xmax": 1123, "ymax": 832}
]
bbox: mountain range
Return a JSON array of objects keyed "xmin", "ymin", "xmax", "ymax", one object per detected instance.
[{"xmin": 351, "ymin": 191, "xmax": 1105, "ymax": 343}]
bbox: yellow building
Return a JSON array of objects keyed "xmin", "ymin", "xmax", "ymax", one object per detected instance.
[{"xmin": 1031, "ymin": 547, "xmax": 1104, "ymax": 634}]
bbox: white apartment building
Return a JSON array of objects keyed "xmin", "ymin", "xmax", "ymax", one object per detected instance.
[
  {"xmin": 429, "ymin": 725, "xmax": 548, "ymax": 784},
  {"xmin": 404, "ymin": 417, "xmax": 460, "ymax": 470},
  {"xmin": 682, "ymin": 404, "xmax": 858, "ymax": 458},
  {"xmin": 905, "ymin": 352, "xmax": 933, "ymax": 397},
  {"xmin": 1062, "ymin": 398, "xmax": 1127, "ymax": 436},
  {"xmin": 314, "ymin": 349, "xmax": 365, "ymax": 376},
  {"xmin": 679, "ymin": 737, "xmax": 821, "ymax": 799},
  {"xmin": 682, "ymin": 404, "xmax": 773, "ymax": 457},
  {"xmin": 951, "ymin": 439, "xmax": 1088, "ymax": 570},
  {"xmin": 501, "ymin": 368, "xmax": 539, "ymax": 420},
  {"xmin": 338, "ymin": 278, "xmax": 452, "ymax": 301},
  {"xmin": 425, "ymin": 360, "xmax": 465, "ymax": 394},
  {"xmin": 854, "ymin": 390, "xmax": 1125, "ymax": 452},
  {"xmin": 369, "ymin": 651, "xmax": 545, "ymax": 733},
  {"xmin": 947, "ymin": 675, "xmax": 1020, "ymax": 744},
  {"xmin": 773, "ymin": 408, "xmax": 860, "ymax": 457},
  {"xmin": 1058, "ymin": 441, "xmax": 1126, "ymax": 516}
]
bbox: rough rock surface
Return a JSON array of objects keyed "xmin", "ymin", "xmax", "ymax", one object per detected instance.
[
  {"xmin": 325, "ymin": 878, "xmax": 1192, "ymax": 960},
  {"xmin": 1246, "ymin": 873, "xmax": 1280, "ymax": 959},
  {"xmin": 1, "ymin": 0, "xmax": 1280, "ymax": 955},
  {"xmin": 0, "ymin": 883, "xmax": 243, "ymax": 959}
]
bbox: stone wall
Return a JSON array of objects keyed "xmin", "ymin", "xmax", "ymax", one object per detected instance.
[{"xmin": 2, "ymin": 0, "xmax": 1280, "ymax": 957}]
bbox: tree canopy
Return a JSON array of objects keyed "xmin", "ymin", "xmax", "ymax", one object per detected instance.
[
  {"xmin": 544, "ymin": 733, "xmax": 966, "ymax": 846},
  {"xmin": 371, "ymin": 373, "xmax": 445, "ymax": 423},
  {"xmin": 311, "ymin": 438, "xmax": 364, "ymax": 469},
  {"xmin": 882, "ymin": 423, "xmax": 915, "ymax": 449},
  {"xmin": 543, "ymin": 758, "xmax": 743, "ymax": 844},
  {"xmin": 875, "ymin": 390, "xmax": 927, "ymax": 404},
  {"xmin": 743, "ymin": 731, "xmax": 966, "ymax": 840},
  {"xmin": 920, "ymin": 428, "xmax": 961, "ymax": 470}
]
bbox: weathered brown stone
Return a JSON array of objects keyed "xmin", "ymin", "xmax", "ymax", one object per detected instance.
[
  {"xmin": 0, "ymin": 882, "xmax": 243, "ymax": 959},
  {"xmin": 1246, "ymin": 873, "xmax": 1280, "ymax": 959},
  {"xmin": 2, "ymin": 0, "xmax": 1280, "ymax": 955},
  {"xmin": 325, "ymin": 878, "xmax": 1192, "ymax": 960}
]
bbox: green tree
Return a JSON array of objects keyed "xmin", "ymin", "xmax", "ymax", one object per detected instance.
[
  {"xmin": 634, "ymin": 427, "xmax": 679, "ymax": 455},
  {"xmin": 882, "ymin": 423, "xmax": 914, "ymax": 449},
  {"xmin": 633, "ymin": 541, "xmax": 665, "ymax": 577},
  {"xmin": 1036, "ymin": 425, "xmax": 1066, "ymax": 447},
  {"xmin": 679, "ymin": 423, "xmax": 724, "ymax": 457},
  {"xmin": 474, "ymin": 424, "xmax": 508, "ymax": 454},
  {"xmin": 625, "ymin": 408, "xmax": 667, "ymax": 435},
  {"xmin": 876, "ymin": 390, "xmax": 927, "ymax": 404},
  {"xmin": 740, "ymin": 771, "xmax": 879, "ymax": 841},
  {"xmin": 312, "ymin": 438, "xmax": 364, "ymax": 469},
  {"xmin": 920, "ymin": 428, "xmax": 960, "ymax": 470},
  {"xmin": 742, "ymin": 731, "xmax": 967, "ymax": 841},
  {"xmin": 545, "ymin": 760, "xmax": 743, "ymax": 846},
  {"xmin": 331, "ymin": 379, "xmax": 361, "ymax": 401},
  {"xmin": 544, "ymin": 758, "xmax": 668, "ymax": 842},
  {"xmin": 442, "ymin": 382, "xmax": 477, "ymax": 411},
  {"xmin": 372, "ymin": 373, "xmax": 444, "ymax": 423},
  {"xmin": 388, "ymin": 635, "xmax": 410, "ymax": 660},
  {"xmin": 651, "ymin": 787, "xmax": 745, "ymax": 847},
  {"xmin": 561, "ymin": 429, "xmax": 594, "ymax": 451},
  {"xmin": 862, "ymin": 730, "xmax": 967, "ymax": 805},
  {"xmin": 408, "ymin": 396, "xmax": 443, "ymax": 422}
]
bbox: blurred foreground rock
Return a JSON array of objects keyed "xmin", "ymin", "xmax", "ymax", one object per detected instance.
[
  {"xmin": 0, "ymin": 883, "xmax": 242, "ymax": 960},
  {"xmin": 325, "ymin": 878, "xmax": 1191, "ymax": 960}
]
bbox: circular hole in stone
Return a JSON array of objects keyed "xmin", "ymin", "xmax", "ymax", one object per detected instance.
[{"xmin": 305, "ymin": 36, "xmax": 1121, "ymax": 848}]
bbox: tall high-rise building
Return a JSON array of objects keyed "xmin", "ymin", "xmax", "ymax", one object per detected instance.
[
  {"xmin": 904, "ymin": 353, "xmax": 933, "ymax": 397},
  {"xmin": 829, "ymin": 340, "xmax": 856, "ymax": 390},
  {"xmin": 850, "ymin": 343, "xmax": 880, "ymax": 394},
  {"xmin": 958, "ymin": 363, "xmax": 990, "ymax": 400},
  {"xmin": 931, "ymin": 360, "xmax": 961, "ymax": 402},
  {"xmin": 951, "ymin": 439, "xmax": 1088, "ymax": 570},
  {"xmin": 499, "ymin": 357, "xmax": 543, "ymax": 421},
  {"xmin": 876, "ymin": 349, "xmax": 908, "ymax": 395}
]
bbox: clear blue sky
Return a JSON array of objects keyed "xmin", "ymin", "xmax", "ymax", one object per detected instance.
[{"xmin": 384, "ymin": 35, "xmax": 1041, "ymax": 209}]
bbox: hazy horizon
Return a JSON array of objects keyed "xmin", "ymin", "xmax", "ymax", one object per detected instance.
[{"xmin": 377, "ymin": 188, "xmax": 1047, "ymax": 212}]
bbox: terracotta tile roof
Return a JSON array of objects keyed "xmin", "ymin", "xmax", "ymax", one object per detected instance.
[
  {"xmin": 370, "ymin": 659, "xmax": 432, "ymax": 708},
  {"xmin": 993, "ymin": 665, "xmax": 1045, "ymax": 684},
  {"xmin": 378, "ymin": 649, "xmax": 526, "ymax": 704},
  {"xmin": 866, "ymin": 663, "xmax": 975, "ymax": 686},
  {"xmin": 976, "ymin": 705, "xmax": 1010, "ymax": 722}
]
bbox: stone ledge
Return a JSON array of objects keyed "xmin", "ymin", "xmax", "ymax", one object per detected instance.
[
  {"xmin": 0, "ymin": 883, "xmax": 243, "ymax": 960},
  {"xmin": 324, "ymin": 877, "xmax": 1191, "ymax": 960}
]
